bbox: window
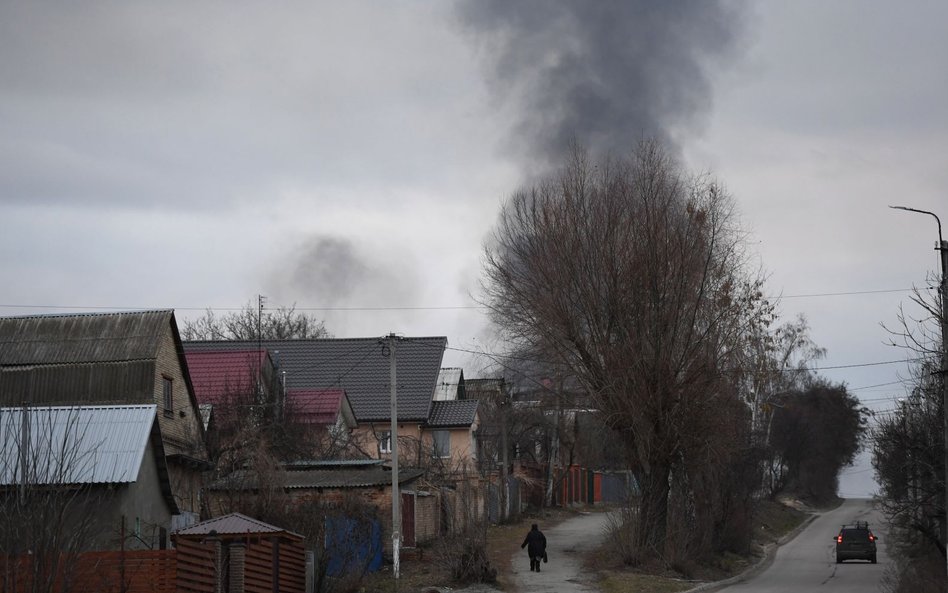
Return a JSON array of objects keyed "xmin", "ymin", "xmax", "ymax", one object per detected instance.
[
  {"xmin": 162, "ymin": 377, "xmax": 173, "ymax": 415},
  {"xmin": 432, "ymin": 430, "xmax": 450, "ymax": 458},
  {"xmin": 379, "ymin": 431, "xmax": 392, "ymax": 454}
]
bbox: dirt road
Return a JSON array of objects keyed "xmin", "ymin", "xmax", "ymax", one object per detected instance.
[{"xmin": 509, "ymin": 512, "xmax": 612, "ymax": 593}]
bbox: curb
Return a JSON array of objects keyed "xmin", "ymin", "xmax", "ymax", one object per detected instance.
[{"xmin": 680, "ymin": 512, "xmax": 820, "ymax": 593}]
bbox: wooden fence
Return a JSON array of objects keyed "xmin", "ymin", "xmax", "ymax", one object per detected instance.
[
  {"xmin": 1, "ymin": 550, "xmax": 176, "ymax": 593},
  {"xmin": 174, "ymin": 538, "xmax": 218, "ymax": 593},
  {"xmin": 1, "ymin": 538, "xmax": 303, "ymax": 593}
]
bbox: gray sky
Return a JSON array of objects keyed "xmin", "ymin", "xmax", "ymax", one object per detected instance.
[{"xmin": 2, "ymin": 1, "xmax": 946, "ymax": 496}]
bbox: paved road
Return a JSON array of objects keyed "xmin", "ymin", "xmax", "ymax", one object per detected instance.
[
  {"xmin": 510, "ymin": 512, "xmax": 612, "ymax": 593},
  {"xmin": 715, "ymin": 499, "xmax": 887, "ymax": 593}
]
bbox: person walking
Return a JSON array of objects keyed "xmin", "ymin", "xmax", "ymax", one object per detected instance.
[{"xmin": 521, "ymin": 523, "xmax": 547, "ymax": 572}]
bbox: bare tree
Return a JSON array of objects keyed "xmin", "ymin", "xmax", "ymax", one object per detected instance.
[
  {"xmin": 0, "ymin": 407, "xmax": 107, "ymax": 593},
  {"xmin": 181, "ymin": 300, "xmax": 331, "ymax": 341},
  {"xmin": 875, "ymin": 282, "xmax": 945, "ymax": 591},
  {"xmin": 481, "ymin": 141, "xmax": 768, "ymax": 563}
]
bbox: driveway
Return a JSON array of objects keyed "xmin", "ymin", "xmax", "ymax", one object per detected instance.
[{"xmin": 509, "ymin": 512, "xmax": 612, "ymax": 593}]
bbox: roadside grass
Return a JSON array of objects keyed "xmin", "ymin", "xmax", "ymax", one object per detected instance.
[
  {"xmin": 359, "ymin": 548, "xmax": 453, "ymax": 593},
  {"xmin": 598, "ymin": 572, "xmax": 695, "ymax": 593},
  {"xmin": 755, "ymin": 497, "xmax": 808, "ymax": 544},
  {"xmin": 584, "ymin": 498, "xmax": 809, "ymax": 593},
  {"xmin": 485, "ymin": 520, "xmax": 527, "ymax": 591}
]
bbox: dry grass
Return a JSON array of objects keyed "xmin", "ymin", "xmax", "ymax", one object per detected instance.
[
  {"xmin": 598, "ymin": 572, "xmax": 696, "ymax": 593},
  {"xmin": 583, "ymin": 499, "xmax": 808, "ymax": 593},
  {"xmin": 358, "ymin": 550, "xmax": 453, "ymax": 593},
  {"xmin": 755, "ymin": 498, "xmax": 808, "ymax": 543},
  {"xmin": 357, "ymin": 513, "xmax": 549, "ymax": 593}
]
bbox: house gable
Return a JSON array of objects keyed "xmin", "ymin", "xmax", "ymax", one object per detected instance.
[{"xmin": 0, "ymin": 310, "xmax": 210, "ymax": 516}]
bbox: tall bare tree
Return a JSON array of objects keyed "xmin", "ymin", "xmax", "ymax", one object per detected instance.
[
  {"xmin": 875, "ymin": 282, "xmax": 946, "ymax": 591},
  {"xmin": 481, "ymin": 141, "xmax": 768, "ymax": 562}
]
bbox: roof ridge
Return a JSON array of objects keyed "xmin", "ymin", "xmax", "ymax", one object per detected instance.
[
  {"xmin": 0, "ymin": 403, "xmax": 157, "ymax": 411},
  {"xmin": 0, "ymin": 310, "xmax": 173, "ymax": 321}
]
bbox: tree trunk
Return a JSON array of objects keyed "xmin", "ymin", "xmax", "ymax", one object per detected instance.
[{"xmin": 635, "ymin": 461, "xmax": 671, "ymax": 558}]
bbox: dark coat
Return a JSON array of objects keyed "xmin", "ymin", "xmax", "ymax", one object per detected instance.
[{"xmin": 521, "ymin": 526, "xmax": 547, "ymax": 558}]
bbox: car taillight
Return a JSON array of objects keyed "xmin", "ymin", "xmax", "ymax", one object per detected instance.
[
  {"xmin": 837, "ymin": 535, "xmax": 843, "ymax": 544},
  {"xmin": 868, "ymin": 534, "xmax": 875, "ymax": 542}
]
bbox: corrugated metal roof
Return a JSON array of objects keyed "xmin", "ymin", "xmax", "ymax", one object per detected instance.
[
  {"xmin": 465, "ymin": 378, "xmax": 506, "ymax": 397},
  {"xmin": 0, "ymin": 404, "xmax": 156, "ymax": 485},
  {"xmin": 0, "ymin": 360, "xmax": 157, "ymax": 406},
  {"xmin": 427, "ymin": 400, "xmax": 478, "ymax": 427},
  {"xmin": 433, "ymin": 368, "xmax": 463, "ymax": 401},
  {"xmin": 184, "ymin": 337, "xmax": 446, "ymax": 422},
  {"xmin": 0, "ymin": 311, "xmax": 172, "ymax": 365},
  {"xmin": 174, "ymin": 512, "xmax": 302, "ymax": 539},
  {"xmin": 284, "ymin": 459, "xmax": 383, "ymax": 469}
]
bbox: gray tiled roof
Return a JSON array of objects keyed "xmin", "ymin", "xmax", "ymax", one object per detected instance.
[
  {"xmin": 184, "ymin": 337, "xmax": 446, "ymax": 422},
  {"xmin": 427, "ymin": 400, "xmax": 478, "ymax": 427},
  {"xmin": 209, "ymin": 467, "xmax": 424, "ymax": 490}
]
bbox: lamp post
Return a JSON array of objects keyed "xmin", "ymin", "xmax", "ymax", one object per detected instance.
[{"xmin": 890, "ymin": 206, "xmax": 948, "ymax": 588}]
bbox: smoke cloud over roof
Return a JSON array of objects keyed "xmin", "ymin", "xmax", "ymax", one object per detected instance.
[{"xmin": 456, "ymin": 0, "xmax": 746, "ymax": 168}]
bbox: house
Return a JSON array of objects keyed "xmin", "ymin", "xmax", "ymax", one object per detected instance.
[
  {"xmin": 425, "ymin": 400, "xmax": 479, "ymax": 469},
  {"xmin": 0, "ymin": 311, "xmax": 210, "ymax": 522},
  {"xmin": 0, "ymin": 404, "xmax": 177, "ymax": 550},
  {"xmin": 284, "ymin": 388, "xmax": 357, "ymax": 455},
  {"xmin": 183, "ymin": 348, "xmax": 274, "ymax": 431},
  {"xmin": 183, "ymin": 338, "xmax": 477, "ymax": 468},
  {"xmin": 184, "ymin": 349, "xmax": 357, "ymax": 459}
]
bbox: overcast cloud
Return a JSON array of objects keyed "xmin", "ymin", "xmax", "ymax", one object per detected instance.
[{"xmin": 2, "ymin": 1, "xmax": 947, "ymax": 496}]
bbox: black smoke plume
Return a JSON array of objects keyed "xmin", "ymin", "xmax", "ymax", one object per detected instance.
[{"xmin": 456, "ymin": 0, "xmax": 746, "ymax": 168}]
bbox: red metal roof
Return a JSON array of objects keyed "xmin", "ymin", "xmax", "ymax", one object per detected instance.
[
  {"xmin": 286, "ymin": 389, "xmax": 344, "ymax": 425},
  {"xmin": 184, "ymin": 350, "xmax": 268, "ymax": 406},
  {"xmin": 173, "ymin": 512, "xmax": 302, "ymax": 540}
]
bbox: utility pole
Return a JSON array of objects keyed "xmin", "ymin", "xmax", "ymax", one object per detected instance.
[
  {"xmin": 387, "ymin": 333, "xmax": 401, "ymax": 586},
  {"xmin": 890, "ymin": 206, "xmax": 947, "ymax": 589},
  {"xmin": 500, "ymin": 382, "xmax": 510, "ymax": 522}
]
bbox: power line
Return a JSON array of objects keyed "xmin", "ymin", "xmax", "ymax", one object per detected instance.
[
  {"xmin": 779, "ymin": 287, "xmax": 933, "ymax": 299},
  {"xmin": 445, "ymin": 344, "xmax": 923, "ymax": 374},
  {"xmin": 0, "ymin": 303, "xmax": 488, "ymax": 312},
  {"xmin": 0, "ymin": 285, "xmax": 937, "ymax": 313},
  {"xmin": 850, "ymin": 380, "xmax": 906, "ymax": 392}
]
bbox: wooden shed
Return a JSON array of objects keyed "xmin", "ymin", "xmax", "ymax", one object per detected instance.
[{"xmin": 172, "ymin": 513, "xmax": 306, "ymax": 593}]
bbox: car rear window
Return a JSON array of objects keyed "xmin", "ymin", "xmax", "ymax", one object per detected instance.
[{"xmin": 841, "ymin": 529, "xmax": 870, "ymax": 540}]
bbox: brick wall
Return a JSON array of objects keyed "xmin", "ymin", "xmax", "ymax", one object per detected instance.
[
  {"xmin": 154, "ymin": 328, "xmax": 208, "ymax": 515},
  {"xmin": 413, "ymin": 492, "xmax": 440, "ymax": 544}
]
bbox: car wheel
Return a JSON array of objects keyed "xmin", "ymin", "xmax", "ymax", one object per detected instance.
[
  {"xmin": 871, "ymin": 555, "xmax": 877, "ymax": 564},
  {"xmin": 836, "ymin": 557, "xmax": 842, "ymax": 564}
]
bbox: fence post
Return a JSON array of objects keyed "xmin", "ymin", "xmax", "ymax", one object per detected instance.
[{"xmin": 229, "ymin": 543, "xmax": 245, "ymax": 593}]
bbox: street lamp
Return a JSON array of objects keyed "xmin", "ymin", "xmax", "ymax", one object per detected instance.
[{"xmin": 889, "ymin": 205, "xmax": 948, "ymax": 589}]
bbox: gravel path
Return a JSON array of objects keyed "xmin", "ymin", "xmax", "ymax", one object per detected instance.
[{"xmin": 509, "ymin": 512, "xmax": 612, "ymax": 593}]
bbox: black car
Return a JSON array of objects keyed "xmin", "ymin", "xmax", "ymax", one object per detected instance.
[{"xmin": 834, "ymin": 521, "xmax": 878, "ymax": 563}]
